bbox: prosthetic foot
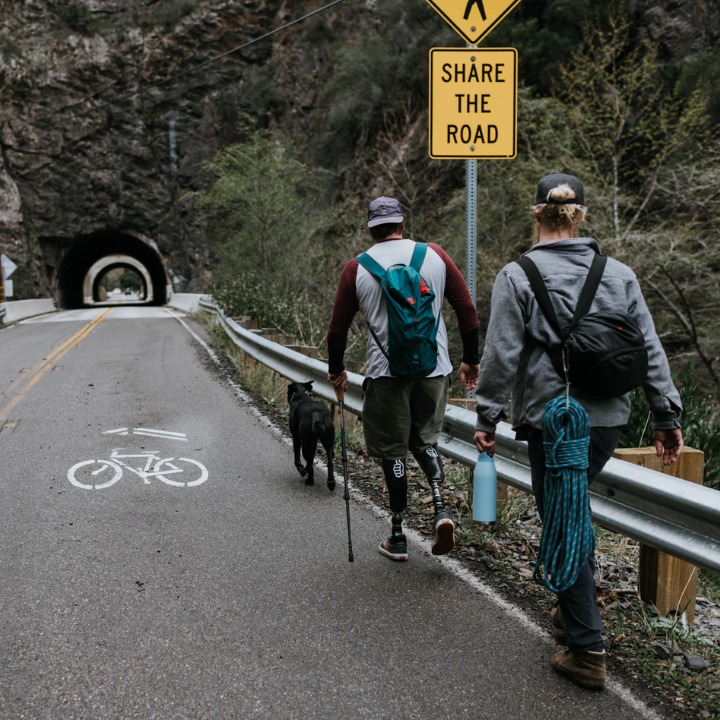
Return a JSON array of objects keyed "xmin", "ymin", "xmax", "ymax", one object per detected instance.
[
  {"xmin": 378, "ymin": 512, "xmax": 408, "ymax": 561},
  {"xmin": 414, "ymin": 446, "xmax": 455, "ymax": 556}
]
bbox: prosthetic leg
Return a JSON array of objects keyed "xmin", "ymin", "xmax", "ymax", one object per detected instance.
[
  {"xmin": 413, "ymin": 445, "xmax": 455, "ymax": 556},
  {"xmin": 378, "ymin": 458, "xmax": 409, "ymax": 561}
]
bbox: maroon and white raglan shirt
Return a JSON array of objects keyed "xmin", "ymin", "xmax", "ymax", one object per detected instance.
[{"xmin": 327, "ymin": 238, "xmax": 479, "ymax": 378}]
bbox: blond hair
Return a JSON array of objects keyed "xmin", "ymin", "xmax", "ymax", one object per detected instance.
[{"xmin": 532, "ymin": 183, "xmax": 586, "ymax": 233}]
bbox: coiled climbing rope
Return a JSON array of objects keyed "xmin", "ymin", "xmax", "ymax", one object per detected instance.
[{"xmin": 533, "ymin": 396, "xmax": 595, "ymax": 593}]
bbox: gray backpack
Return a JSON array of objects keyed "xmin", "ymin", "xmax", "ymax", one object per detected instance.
[{"xmin": 515, "ymin": 253, "xmax": 648, "ymax": 398}]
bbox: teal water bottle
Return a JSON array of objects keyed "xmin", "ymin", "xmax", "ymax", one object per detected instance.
[{"xmin": 473, "ymin": 452, "xmax": 497, "ymax": 524}]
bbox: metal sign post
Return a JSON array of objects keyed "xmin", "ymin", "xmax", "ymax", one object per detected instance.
[{"xmin": 466, "ymin": 159, "xmax": 477, "ymax": 305}]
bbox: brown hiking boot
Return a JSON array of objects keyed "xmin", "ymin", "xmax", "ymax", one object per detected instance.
[
  {"xmin": 550, "ymin": 606, "xmax": 568, "ymax": 633},
  {"xmin": 551, "ymin": 648, "xmax": 606, "ymax": 690}
]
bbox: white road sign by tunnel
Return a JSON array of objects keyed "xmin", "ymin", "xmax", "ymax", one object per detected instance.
[{"xmin": 1, "ymin": 254, "xmax": 17, "ymax": 279}]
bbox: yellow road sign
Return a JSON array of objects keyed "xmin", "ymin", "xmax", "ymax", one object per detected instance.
[
  {"xmin": 425, "ymin": 0, "xmax": 522, "ymax": 45},
  {"xmin": 429, "ymin": 47, "xmax": 517, "ymax": 160}
]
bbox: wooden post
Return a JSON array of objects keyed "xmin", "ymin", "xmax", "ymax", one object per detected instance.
[
  {"xmin": 447, "ymin": 398, "xmax": 475, "ymax": 411},
  {"xmin": 232, "ymin": 316, "xmax": 257, "ymax": 330},
  {"xmin": 613, "ymin": 447, "xmax": 705, "ymax": 622}
]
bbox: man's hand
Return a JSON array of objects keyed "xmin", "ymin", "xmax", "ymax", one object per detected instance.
[
  {"xmin": 458, "ymin": 362, "xmax": 480, "ymax": 391},
  {"xmin": 654, "ymin": 428, "xmax": 684, "ymax": 466},
  {"xmin": 328, "ymin": 371, "xmax": 348, "ymax": 401},
  {"xmin": 473, "ymin": 430, "xmax": 495, "ymax": 457}
]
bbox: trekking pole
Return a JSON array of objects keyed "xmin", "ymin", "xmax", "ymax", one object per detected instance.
[{"xmin": 337, "ymin": 389, "xmax": 354, "ymax": 562}]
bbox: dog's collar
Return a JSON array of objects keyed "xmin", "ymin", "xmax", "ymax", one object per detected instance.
[{"xmin": 291, "ymin": 389, "xmax": 312, "ymax": 401}]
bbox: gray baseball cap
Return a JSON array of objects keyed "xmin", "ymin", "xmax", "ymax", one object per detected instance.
[
  {"xmin": 535, "ymin": 173, "xmax": 585, "ymax": 205},
  {"xmin": 367, "ymin": 196, "xmax": 404, "ymax": 228}
]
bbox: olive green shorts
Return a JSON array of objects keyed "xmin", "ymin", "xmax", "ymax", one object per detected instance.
[{"xmin": 362, "ymin": 376, "xmax": 450, "ymax": 460}]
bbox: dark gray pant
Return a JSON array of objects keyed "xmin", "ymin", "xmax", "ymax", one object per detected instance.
[{"xmin": 526, "ymin": 426, "xmax": 622, "ymax": 654}]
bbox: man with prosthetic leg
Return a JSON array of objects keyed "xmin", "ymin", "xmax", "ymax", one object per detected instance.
[{"xmin": 327, "ymin": 195, "xmax": 479, "ymax": 560}]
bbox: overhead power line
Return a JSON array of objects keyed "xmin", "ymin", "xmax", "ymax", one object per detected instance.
[{"xmin": 85, "ymin": 0, "xmax": 350, "ymax": 114}]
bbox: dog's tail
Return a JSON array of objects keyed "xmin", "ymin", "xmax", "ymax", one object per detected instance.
[{"xmin": 312, "ymin": 411, "xmax": 326, "ymax": 438}]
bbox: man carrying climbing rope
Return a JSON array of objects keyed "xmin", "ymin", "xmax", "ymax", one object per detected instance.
[{"xmin": 472, "ymin": 173, "xmax": 684, "ymax": 690}]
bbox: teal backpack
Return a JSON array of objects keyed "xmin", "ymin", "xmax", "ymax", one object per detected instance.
[{"xmin": 356, "ymin": 242, "xmax": 440, "ymax": 381}]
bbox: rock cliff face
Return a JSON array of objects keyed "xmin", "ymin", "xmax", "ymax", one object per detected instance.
[
  {"xmin": 635, "ymin": 0, "xmax": 718, "ymax": 55},
  {"xmin": 0, "ymin": 0, "xmax": 717, "ymax": 303},
  {"xmin": 0, "ymin": 0, "xmax": 296, "ymax": 302}
]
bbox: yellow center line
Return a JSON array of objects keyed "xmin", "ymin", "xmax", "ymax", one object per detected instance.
[{"xmin": 0, "ymin": 308, "xmax": 112, "ymax": 419}]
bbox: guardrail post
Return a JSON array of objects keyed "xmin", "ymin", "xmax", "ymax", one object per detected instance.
[
  {"xmin": 232, "ymin": 316, "xmax": 258, "ymax": 330},
  {"xmin": 613, "ymin": 447, "xmax": 705, "ymax": 622}
]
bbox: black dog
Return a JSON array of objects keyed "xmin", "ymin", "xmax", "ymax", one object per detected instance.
[{"xmin": 287, "ymin": 381, "xmax": 336, "ymax": 490}]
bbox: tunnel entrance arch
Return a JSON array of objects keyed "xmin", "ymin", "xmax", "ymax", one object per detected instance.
[
  {"xmin": 87, "ymin": 255, "xmax": 152, "ymax": 303},
  {"xmin": 57, "ymin": 230, "xmax": 169, "ymax": 308}
]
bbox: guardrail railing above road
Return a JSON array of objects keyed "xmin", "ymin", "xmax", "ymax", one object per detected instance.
[{"xmin": 198, "ymin": 297, "xmax": 720, "ymax": 576}]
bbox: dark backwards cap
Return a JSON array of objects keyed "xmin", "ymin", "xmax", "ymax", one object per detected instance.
[
  {"xmin": 367, "ymin": 196, "xmax": 404, "ymax": 228},
  {"xmin": 535, "ymin": 173, "xmax": 585, "ymax": 205}
]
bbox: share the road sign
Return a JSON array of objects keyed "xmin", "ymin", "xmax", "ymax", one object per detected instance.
[
  {"xmin": 429, "ymin": 47, "xmax": 517, "ymax": 160},
  {"xmin": 424, "ymin": 0, "xmax": 523, "ymax": 45}
]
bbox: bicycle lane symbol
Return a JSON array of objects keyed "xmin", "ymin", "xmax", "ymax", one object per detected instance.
[{"xmin": 67, "ymin": 449, "xmax": 209, "ymax": 490}]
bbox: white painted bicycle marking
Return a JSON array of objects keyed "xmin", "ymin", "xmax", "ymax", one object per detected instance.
[{"xmin": 67, "ymin": 449, "xmax": 208, "ymax": 490}]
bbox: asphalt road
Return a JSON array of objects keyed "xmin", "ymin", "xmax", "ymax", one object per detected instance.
[{"xmin": 0, "ymin": 307, "xmax": 668, "ymax": 719}]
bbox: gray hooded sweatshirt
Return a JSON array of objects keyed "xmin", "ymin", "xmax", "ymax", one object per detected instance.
[{"xmin": 474, "ymin": 238, "xmax": 681, "ymax": 436}]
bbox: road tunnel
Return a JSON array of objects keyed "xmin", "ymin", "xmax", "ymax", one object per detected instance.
[{"xmin": 56, "ymin": 230, "xmax": 169, "ymax": 308}]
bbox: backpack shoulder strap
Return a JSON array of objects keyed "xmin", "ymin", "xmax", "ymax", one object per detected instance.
[
  {"xmin": 355, "ymin": 252, "xmax": 389, "ymax": 359},
  {"xmin": 515, "ymin": 256, "xmax": 562, "ymax": 335},
  {"xmin": 357, "ymin": 242, "xmax": 429, "ymax": 279},
  {"xmin": 569, "ymin": 253, "xmax": 606, "ymax": 330},
  {"xmin": 516, "ymin": 253, "xmax": 608, "ymax": 334},
  {"xmin": 356, "ymin": 252, "xmax": 387, "ymax": 282},
  {"xmin": 409, "ymin": 242, "xmax": 428, "ymax": 271}
]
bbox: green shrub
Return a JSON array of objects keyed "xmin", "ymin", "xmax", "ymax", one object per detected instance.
[
  {"xmin": 63, "ymin": 3, "xmax": 97, "ymax": 33},
  {"xmin": 215, "ymin": 267, "xmax": 344, "ymax": 353}
]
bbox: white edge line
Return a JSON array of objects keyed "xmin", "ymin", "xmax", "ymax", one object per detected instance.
[{"xmin": 174, "ymin": 311, "xmax": 665, "ymax": 720}]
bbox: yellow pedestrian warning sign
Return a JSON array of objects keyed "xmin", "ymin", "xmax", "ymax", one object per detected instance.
[
  {"xmin": 424, "ymin": 0, "xmax": 522, "ymax": 45},
  {"xmin": 429, "ymin": 47, "xmax": 517, "ymax": 160}
]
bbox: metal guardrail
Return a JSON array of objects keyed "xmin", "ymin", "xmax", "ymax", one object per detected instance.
[{"xmin": 199, "ymin": 298, "xmax": 720, "ymax": 575}]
